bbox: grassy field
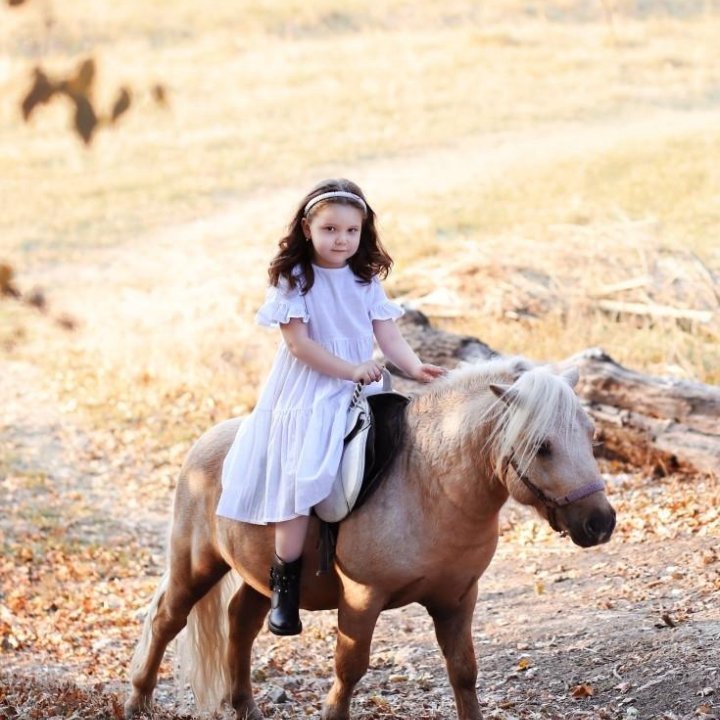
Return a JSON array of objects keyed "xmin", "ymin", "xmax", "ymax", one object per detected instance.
[{"xmin": 2, "ymin": 1, "xmax": 718, "ymax": 424}]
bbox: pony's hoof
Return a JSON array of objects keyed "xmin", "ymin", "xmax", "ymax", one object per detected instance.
[
  {"xmin": 235, "ymin": 705, "xmax": 263, "ymax": 720},
  {"xmin": 320, "ymin": 705, "xmax": 349, "ymax": 720},
  {"xmin": 231, "ymin": 691, "xmax": 263, "ymax": 720},
  {"xmin": 124, "ymin": 694, "xmax": 151, "ymax": 719}
]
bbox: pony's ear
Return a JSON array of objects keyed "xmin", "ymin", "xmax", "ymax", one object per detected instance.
[
  {"xmin": 489, "ymin": 383, "xmax": 518, "ymax": 405},
  {"xmin": 509, "ymin": 357, "xmax": 533, "ymax": 380},
  {"xmin": 561, "ymin": 366, "xmax": 580, "ymax": 389}
]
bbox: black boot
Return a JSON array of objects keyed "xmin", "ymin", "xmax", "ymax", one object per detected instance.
[{"xmin": 268, "ymin": 554, "xmax": 303, "ymax": 636}]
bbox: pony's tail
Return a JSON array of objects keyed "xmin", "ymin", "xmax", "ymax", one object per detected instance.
[
  {"xmin": 129, "ymin": 569, "xmax": 170, "ymax": 679},
  {"xmin": 174, "ymin": 571, "xmax": 242, "ymax": 711}
]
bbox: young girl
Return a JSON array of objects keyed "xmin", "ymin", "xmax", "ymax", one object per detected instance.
[{"xmin": 216, "ymin": 178, "xmax": 445, "ymax": 636}]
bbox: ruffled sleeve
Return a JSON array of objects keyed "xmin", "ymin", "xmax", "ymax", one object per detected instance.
[
  {"xmin": 255, "ymin": 276, "xmax": 310, "ymax": 328},
  {"xmin": 368, "ymin": 277, "xmax": 404, "ymax": 321}
]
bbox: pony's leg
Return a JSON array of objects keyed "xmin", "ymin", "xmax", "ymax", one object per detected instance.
[
  {"xmin": 427, "ymin": 585, "xmax": 483, "ymax": 720},
  {"xmin": 227, "ymin": 582, "xmax": 270, "ymax": 720},
  {"xmin": 125, "ymin": 560, "xmax": 228, "ymax": 718},
  {"xmin": 321, "ymin": 588, "xmax": 383, "ymax": 720}
]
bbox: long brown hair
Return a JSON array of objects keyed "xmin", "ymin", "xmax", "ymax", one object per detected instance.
[{"xmin": 268, "ymin": 178, "xmax": 393, "ymax": 292}]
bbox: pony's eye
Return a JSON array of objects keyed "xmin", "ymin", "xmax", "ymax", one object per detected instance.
[{"xmin": 537, "ymin": 440, "xmax": 552, "ymax": 458}]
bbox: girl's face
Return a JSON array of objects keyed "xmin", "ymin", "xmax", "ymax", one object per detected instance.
[{"xmin": 302, "ymin": 203, "xmax": 364, "ymax": 269}]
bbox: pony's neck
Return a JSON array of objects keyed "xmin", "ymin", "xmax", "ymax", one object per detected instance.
[{"xmin": 405, "ymin": 389, "xmax": 509, "ymax": 523}]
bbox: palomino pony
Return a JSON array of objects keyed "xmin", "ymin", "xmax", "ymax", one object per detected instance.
[{"xmin": 125, "ymin": 357, "xmax": 616, "ymax": 720}]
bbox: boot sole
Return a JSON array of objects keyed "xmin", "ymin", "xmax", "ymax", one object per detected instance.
[{"xmin": 268, "ymin": 620, "xmax": 303, "ymax": 636}]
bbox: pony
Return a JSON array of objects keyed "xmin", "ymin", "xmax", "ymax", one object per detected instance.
[{"xmin": 125, "ymin": 357, "xmax": 616, "ymax": 720}]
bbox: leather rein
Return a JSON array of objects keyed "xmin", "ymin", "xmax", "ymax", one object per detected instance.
[{"xmin": 503, "ymin": 455, "xmax": 605, "ymax": 534}]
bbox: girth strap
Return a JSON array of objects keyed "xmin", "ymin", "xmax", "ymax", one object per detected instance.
[{"xmin": 316, "ymin": 521, "xmax": 337, "ymax": 576}]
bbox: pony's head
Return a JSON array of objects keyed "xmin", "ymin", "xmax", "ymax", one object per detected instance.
[{"xmin": 484, "ymin": 361, "xmax": 616, "ymax": 547}]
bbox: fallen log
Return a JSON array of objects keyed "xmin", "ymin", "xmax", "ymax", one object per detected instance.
[
  {"xmin": 389, "ymin": 309, "xmax": 720, "ymax": 477},
  {"xmin": 567, "ymin": 347, "xmax": 720, "ymax": 476}
]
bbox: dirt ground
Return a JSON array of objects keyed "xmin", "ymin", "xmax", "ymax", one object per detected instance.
[{"xmin": 1, "ymin": 311, "xmax": 718, "ymax": 720}]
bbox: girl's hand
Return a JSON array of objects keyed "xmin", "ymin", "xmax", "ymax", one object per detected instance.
[
  {"xmin": 352, "ymin": 360, "xmax": 384, "ymax": 385},
  {"xmin": 411, "ymin": 363, "xmax": 447, "ymax": 383}
]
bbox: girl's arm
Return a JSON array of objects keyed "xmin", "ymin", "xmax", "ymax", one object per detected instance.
[
  {"xmin": 280, "ymin": 318, "xmax": 384, "ymax": 385},
  {"xmin": 373, "ymin": 319, "xmax": 446, "ymax": 383}
]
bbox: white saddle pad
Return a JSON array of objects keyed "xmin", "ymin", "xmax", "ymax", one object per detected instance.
[{"xmin": 314, "ymin": 396, "xmax": 372, "ymax": 523}]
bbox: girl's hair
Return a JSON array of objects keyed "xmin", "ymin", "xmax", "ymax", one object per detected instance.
[{"xmin": 268, "ymin": 178, "xmax": 393, "ymax": 292}]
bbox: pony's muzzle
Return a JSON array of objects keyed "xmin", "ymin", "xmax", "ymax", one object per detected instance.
[{"xmin": 561, "ymin": 500, "xmax": 616, "ymax": 548}]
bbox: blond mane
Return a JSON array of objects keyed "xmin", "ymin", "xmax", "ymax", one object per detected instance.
[{"xmin": 428, "ymin": 357, "xmax": 581, "ymax": 476}]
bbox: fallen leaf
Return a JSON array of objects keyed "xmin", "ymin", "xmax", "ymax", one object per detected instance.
[
  {"xmin": 63, "ymin": 58, "xmax": 96, "ymax": 98},
  {"xmin": 571, "ymin": 683, "xmax": 595, "ymax": 698},
  {"xmin": 110, "ymin": 86, "xmax": 132, "ymax": 123},
  {"xmin": 72, "ymin": 93, "xmax": 98, "ymax": 145},
  {"xmin": 151, "ymin": 83, "xmax": 168, "ymax": 106},
  {"xmin": 21, "ymin": 67, "xmax": 55, "ymax": 120}
]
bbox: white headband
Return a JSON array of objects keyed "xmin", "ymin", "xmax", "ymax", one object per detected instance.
[{"xmin": 304, "ymin": 190, "xmax": 367, "ymax": 215}]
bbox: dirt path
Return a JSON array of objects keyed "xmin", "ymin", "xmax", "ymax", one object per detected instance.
[
  {"xmin": 2, "ymin": 106, "xmax": 719, "ymax": 718},
  {"xmin": 21, "ymin": 104, "xmax": 720, "ymax": 322}
]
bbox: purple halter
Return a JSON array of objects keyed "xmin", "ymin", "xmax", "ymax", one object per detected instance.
[{"xmin": 504, "ymin": 456, "xmax": 605, "ymax": 533}]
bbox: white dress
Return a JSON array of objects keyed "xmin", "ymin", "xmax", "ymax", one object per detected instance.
[{"xmin": 216, "ymin": 264, "xmax": 404, "ymax": 524}]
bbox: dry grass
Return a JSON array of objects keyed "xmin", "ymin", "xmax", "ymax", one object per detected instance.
[
  {"xmin": 1, "ymin": 0, "xmax": 719, "ymax": 427},
  {"xmin": 384, "ymin": 129, "xmax": 720, "ymax": 382},
  {"xmin": 3, "ymin": 2, "xmax": 720, "ymax": 258}
]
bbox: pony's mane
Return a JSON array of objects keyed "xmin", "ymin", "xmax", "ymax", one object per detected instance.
[{"xmin": 429, "ymin": 357, "xmax": 581, "ymax": 476}]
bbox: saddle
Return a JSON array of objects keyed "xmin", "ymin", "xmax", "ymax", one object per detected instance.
[
  {"xmin": 314, "ymin": 373, "xmax": 410, "ymax": 573},
  {"xmin": 315, "ymin": 372, "xmax": 410, "ymax": 523}
]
